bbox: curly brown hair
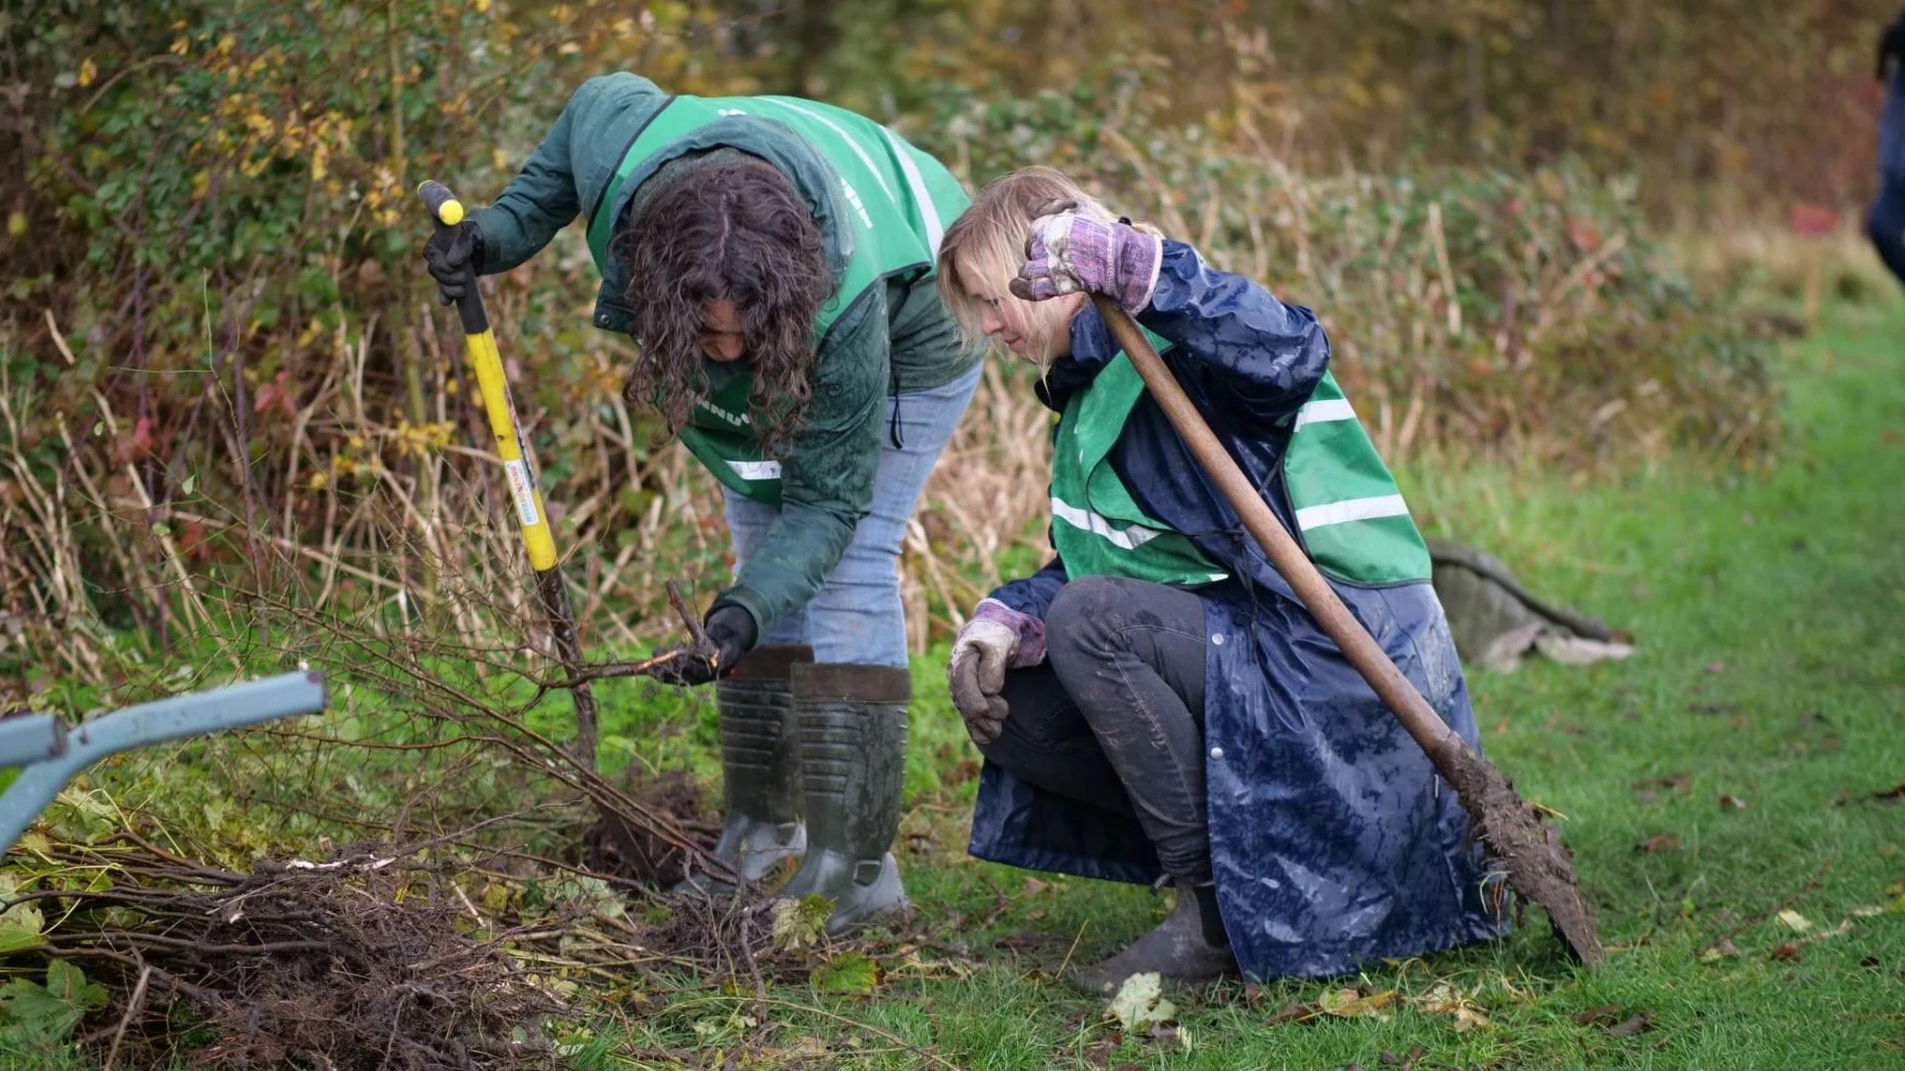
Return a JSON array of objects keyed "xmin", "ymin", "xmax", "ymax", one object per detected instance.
[{"xmin": 614, "ymin": 159, "xmax": 835, "ymax": 457}]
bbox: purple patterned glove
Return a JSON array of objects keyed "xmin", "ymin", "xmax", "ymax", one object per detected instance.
[
  {"xmin": 1010, "ymin": 213, "xmax": 1162, "ymax": 314},
  {"xmin": 970, "ymin": 599, "xmax": 1046, "ymax": 668}
]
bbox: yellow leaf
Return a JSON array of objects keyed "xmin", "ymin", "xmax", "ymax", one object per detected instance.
[
  {"xmin": 77, "ymin": 58, "xmax": 97, "ymax": 87},
  {"xmin": 1452, "ymin": 1005, "xmax": 1491, "ymax": 1032},
  {"xmin": 1320, "ymin": 987, "xmax": 1394, "ymax": 1018},
  {"xmin": 1777, "ymin": 909, "xmax": 1812, "ymax": 933}
]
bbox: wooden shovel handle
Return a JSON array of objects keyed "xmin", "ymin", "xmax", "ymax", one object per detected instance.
[{"xmin": 1090, "ymin": 295, "xmax": 1465, "ymax": 768}]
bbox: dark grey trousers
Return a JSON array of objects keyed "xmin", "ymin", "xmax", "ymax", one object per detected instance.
[{"xmin": 973, "ymin": 575, "xmax": 1213, "ymax": 882}]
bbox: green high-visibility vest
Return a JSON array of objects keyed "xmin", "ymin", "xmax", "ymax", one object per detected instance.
[
  {"xmin": 1280, "ymin": 372, "xmax": 1431, "ymax": 584},
  {"xmin": 1050, "ymin": 346, "xmax": 1431, "ymax": 588},
  {"xmin": 585, "ymin": 94, "xmax": 970, "ymax": 504},
  {"xmin": 1049, "ymin": 339, "xmax": 1231, "ymax": 588}
]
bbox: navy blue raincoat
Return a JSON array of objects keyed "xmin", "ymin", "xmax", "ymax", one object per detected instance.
[{"xmin": 967, "ymin": 241, "xmax": 1507, "ymax": 981}]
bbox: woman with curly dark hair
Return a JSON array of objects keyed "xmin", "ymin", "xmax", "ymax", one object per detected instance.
[{"xmin": 421, "ymin": 74, "xmax": 977, "ymax": 935}]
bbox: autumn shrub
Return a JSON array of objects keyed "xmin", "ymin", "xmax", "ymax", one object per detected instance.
[
  {"xmin": 909, "ymin": 83, "xmax": 1782, "ymax": 465},
  {"xmin": 1, "ymin": 6, "xmax": 1784, "ymax": 707}
]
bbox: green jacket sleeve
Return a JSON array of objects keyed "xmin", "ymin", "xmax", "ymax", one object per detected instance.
[
  {"xmin": 465, "ymin": 75, "xmax": 670, "ymax": 274},
  {"xmin": 718, "ymin": 286, "xmax": 890, "ymax": 632},
  {"xmin": 468, "ymin": 94, "xmax": 584, "ymax": 273}
]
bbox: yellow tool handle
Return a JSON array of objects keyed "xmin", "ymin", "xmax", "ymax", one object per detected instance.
[{"xmin": 420, "ymin": 180, "xmax": 558, "ymax": 572}]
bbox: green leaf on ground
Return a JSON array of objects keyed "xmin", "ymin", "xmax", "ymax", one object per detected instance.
[{"xmin": 0, "ymin": 887, "xmax": 45, "ymax": 956}]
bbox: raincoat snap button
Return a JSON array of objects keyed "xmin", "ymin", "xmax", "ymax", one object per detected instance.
[
  {"xmin": 596, "ymin": 313, "xmax": 610, "ymax": 326},
  {"xmin": 1209, "ymin": 746, "xmax": 1224, "ymax": 760},
  {"xmin": 1211, "ymin": 633, "xmax": 1225, "ymax": 646}
]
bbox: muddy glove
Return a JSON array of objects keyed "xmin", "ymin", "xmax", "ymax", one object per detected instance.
[
  {"xmin": 421, "ymin": 219, "xmax": 485, "ymax": 305},
  {"xmin": 947, "ymin": 600, "xmax": 1044, "ymax": 746},
  {"xmin": 650, "ymin": 602, "xmax": 758, "ymax": 688},
  {"xmin": 1010, "ymin": 212, "xmax": 1162, "ymax": 314}
]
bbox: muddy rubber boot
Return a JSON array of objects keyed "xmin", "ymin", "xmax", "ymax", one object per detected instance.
[
  {"xmin": 777, "ymin": 662, "xmax": 911, "ymax": 935},
  {"xmin": 674, "ymin": 645, "xmax": 811, "ymax": 894},
  {"xmin": 1070, "ymin": 882, "xmax": 1238, "ymax": 995}
]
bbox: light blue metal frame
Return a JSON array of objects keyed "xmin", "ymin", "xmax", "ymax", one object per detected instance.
[{"xmin": 0, "ymin": 672, "xmax": 328, "ymax": 851}]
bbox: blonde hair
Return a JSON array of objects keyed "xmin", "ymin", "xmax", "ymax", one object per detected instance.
[{"xmin": 936, "ymin": 167, "xmax": 1136, "ymax": 367}]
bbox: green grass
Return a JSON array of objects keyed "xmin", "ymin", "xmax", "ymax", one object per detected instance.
[
  {"xmin": 573, "ymin": 299, "xmax": 1905, "ymax": 1070},
  {"xmin": 7, "ymin": 297, "xmax": 1900, "ymax": 1070}
]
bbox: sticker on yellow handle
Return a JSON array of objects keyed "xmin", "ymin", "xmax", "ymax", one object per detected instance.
[
  {"xmin": 503, "ymin": 459, "xmax": 540, "ymax": 527},
  {"xmin": 465, "ymin": 329, "xmax": 558, "ymax": 572}
]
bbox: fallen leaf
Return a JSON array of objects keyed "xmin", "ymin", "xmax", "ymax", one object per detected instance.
[
  {"xmin": 1605, "ymin": 1012, "xmax": 1654, "ymax": 1037},
  {"xmin": 782, "ymin": 1036, "xmax": 830, "ymax": 1060},
  {"xmin": 1705, "ymin": 660, "xmax": 1726, "ymax": 674},
  {"xmin": 1698, "ymin": 937, "xmax": 1740, "ymax": 961},
  {"xmin": 1770, "ymin": 941, "xmax": 1802, "ymax": 961},
  {"xmin": 1777, "ymin": 909, "xmax": 1813, "ymax": 933},
  {"xmin": 772, "ymin": 895, "xmax": 832, "ymax": 951},
  {"xmin": 1452, "ymin": 1005, "xmax": 1492, "ymax": 1032},
  {"xmin": 1718, "ymin": 792, "xmax": 1750, "ymax": 810},
  {"xmin": 1107, "ymin": 972, "xmax": 1176, "ymax": 1032},
  {"xmin": 1416, "ymin": 981, "xmax": 1492, "ymax": 1030},
  {"xmin": 1632, "ymin": 772, "xmax": 1693, "ymax": 797},
  {"xmin": 1574, "ymin": 1003, "xmax": 1628, "ymax": 1026},
  {"xmin": 1319, "ymin": 987, "xmax": 1395, "ymax": 1019},
  {"xmin": 1268, "ymin": 1002, "xmax": 1320, "ymax": 1025},
  {"xmin": 1872, "ymin": 783, "xmax": 1905, "ymax": 803},
  {"xmin": 1636, "ymin": 832, "xmax": 1681, "ymax": 854}
]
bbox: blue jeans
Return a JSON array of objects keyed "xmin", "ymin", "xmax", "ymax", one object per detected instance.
[{"xmin": 724, "ymin": 361, "xmax": 982, "ymax": 667}]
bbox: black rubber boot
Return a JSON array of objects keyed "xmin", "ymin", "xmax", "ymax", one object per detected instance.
[
  {"xmin": 1070, "ymin": 882, "xmax": 1239, "ymax": 995},
  {"xmin": 777, "ymin": 662, "xmax": 911, "ymax": 935},
  {"xmin": 675, "ymin": 645, "xmax": 811, "ymax": 893}
]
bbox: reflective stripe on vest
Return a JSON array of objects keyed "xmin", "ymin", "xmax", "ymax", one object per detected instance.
[
  {"xmin": 587, "ymin": 94, "xmax": 969, "ymax": 504},
  {"xmin": 1281, "ymin": 373, "xmax": 1431, "ymax": 584},
  {"xmin": 1049, "ymin": 344, "xmax": 1230, "ymax": 588}
]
